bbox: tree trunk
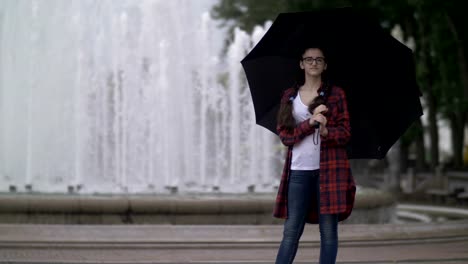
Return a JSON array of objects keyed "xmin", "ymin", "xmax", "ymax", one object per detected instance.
[
  {"xmin": 400, "ymin": 142, "xmax": 409, "ymax": 173},
  {"xmin": 426, "ymin": 90, "xmax": 439, "ymax": 168},
  {"xmin": 401, "ymin": 10, "xmax": 427, "ymax": 172},
  {"xmin": 414, "ymin": 118, "xmax": 427, "ymax": 171},
  {"xmin": 385, "ymin": 139, "xmax": 402, "ymax": 194},
  {"xmin": 419, "ymin": 12, "xmax": 440, "ymax": 168},
  {"xmin": 449, "ymin": 113, "xmax": 466, "ymax": 168},
  {"xmin": 446, "ymin": 13, "xmax": 468, "ymax": 168}
]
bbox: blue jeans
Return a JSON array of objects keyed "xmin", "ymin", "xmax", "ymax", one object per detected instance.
[{"xmin": 275, "ymin": 170, "xmax": 338, "ymax": 264}]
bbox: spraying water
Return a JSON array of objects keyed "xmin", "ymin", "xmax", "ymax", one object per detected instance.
[{"xmin": 0, "ymin": 0, "xmax": 280, "ymax": 194}]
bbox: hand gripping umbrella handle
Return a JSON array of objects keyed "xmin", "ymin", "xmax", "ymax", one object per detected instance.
[{"xmin": 312, "ymin": 110, "xmax": 326, "ymax": 129}]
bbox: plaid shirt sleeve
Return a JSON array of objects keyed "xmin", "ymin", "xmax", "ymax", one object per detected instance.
[
  {"xmin": 277, "ymin": 120, "xmax": 316, "ymax": 146},
  {"xmin": 321, "ymin": 87, "xmax": 351, "ymax": 147}
]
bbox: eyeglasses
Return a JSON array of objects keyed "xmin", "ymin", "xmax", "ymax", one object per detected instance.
[{"xmin": 302, "ymin": 57, "xmax": 326, "ymax": 65}]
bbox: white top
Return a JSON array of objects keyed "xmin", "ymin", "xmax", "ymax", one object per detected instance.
[{"xmin": 291, "ymin": 93, "xmax": 321, "ymax": 170}]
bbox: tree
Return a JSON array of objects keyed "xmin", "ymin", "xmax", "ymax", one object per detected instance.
[{"xmin": 211, "ymin": 0, "xmax": 352, "ymax": 40}]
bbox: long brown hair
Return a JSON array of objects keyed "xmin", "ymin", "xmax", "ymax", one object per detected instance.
[{"xmin": 277, "ymin": 46, "xmax": 328, "ymax": 132}]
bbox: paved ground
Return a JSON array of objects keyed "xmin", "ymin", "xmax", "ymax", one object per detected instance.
[{"xmin": 1, "ymin": 219, "xmax": 468, "ymax": 264}]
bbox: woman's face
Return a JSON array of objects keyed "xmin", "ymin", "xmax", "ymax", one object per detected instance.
[{"xmin": 300, "ymin": 48, "xmax": 327, "ymax": 77}]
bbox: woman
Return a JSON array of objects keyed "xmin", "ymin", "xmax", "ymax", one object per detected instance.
[{"xmin": 274, "ymin": 46, "xmax": 356, "ymax": 264}]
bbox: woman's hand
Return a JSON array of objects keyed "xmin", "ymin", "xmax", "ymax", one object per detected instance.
[
  {"xmin": 308, "ymin": 104, "xmax": 328, "ymax": 126},
  {"xmin": 312, "ymin": 113, "xmax": 328, "ymax": 137},
  {"xmin": 313, "ymin": 104, "xmax": 328, "ymax": 136},
  {"xmin": 313, "ymin": 104, "xmax": 328, "ymax": 115},
  {"xmin": 319, "ymin": 125, "xmax": 328, "ymax": 137},
  {"xmin": 312, "ymin": 113, "xmax": 327, "ymax": 126}
]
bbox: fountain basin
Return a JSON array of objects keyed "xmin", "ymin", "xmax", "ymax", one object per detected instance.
[{"xmin": 0, "ymin": 187, "xmax": 395, "ymax": 224}]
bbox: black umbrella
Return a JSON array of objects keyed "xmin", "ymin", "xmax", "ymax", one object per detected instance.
[{"xmin": 241, "ymin": 7, "xmax": 423, "ymax": 159}]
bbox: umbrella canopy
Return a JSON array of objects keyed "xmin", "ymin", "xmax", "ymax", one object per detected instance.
[{"xmin": 241, "ymin": 7, "xmax": 423, "ymax": 159}]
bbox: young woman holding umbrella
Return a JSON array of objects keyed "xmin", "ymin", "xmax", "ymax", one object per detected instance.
[{"xmin": 274, "ymin": 46, "xmax": 356, "ymax": 264}]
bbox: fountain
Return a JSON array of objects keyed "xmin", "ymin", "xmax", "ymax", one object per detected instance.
[
  {"xmin": 0, "ymin": 0, "xmax": 280, "ymax": 194},
  {"xmin": 0, "ymin": 0, "xmax": 397, "ymax": 224}
]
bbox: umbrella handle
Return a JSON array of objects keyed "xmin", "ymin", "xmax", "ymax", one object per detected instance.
[{"xmin": 313, "ymin": 121, "xmax": 320, "ymax": 129}]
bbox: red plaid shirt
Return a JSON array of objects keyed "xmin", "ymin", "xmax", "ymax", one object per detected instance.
[{"xmin": 274, "ymin": 85, "xmax": 356, "ymax": 224}]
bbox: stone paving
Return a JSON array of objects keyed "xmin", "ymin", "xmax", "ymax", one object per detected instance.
[{"xmin": 1, "ymin": 219, "xmax": 468, "ymax": 263}]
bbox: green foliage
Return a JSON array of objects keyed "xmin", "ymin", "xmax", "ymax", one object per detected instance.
[
  {"xmin": 211, "ymin": 0, "xmax": 287, "ymax": 34},
  {"xmin": 211, "ymin": 0, "xmax": 354, "ymax": 45}
]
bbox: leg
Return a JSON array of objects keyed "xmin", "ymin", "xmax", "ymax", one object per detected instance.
[
  {"xmin": 275, "ymin": 170, "xmax": 316, "ymax": 264},
  {"xmin": 318, "ymin": 213, "xmax": 338, "ymax": 264},
  {"xmin": 314, "ymin": 173, "xmax": 339, "ymax": 264}
]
